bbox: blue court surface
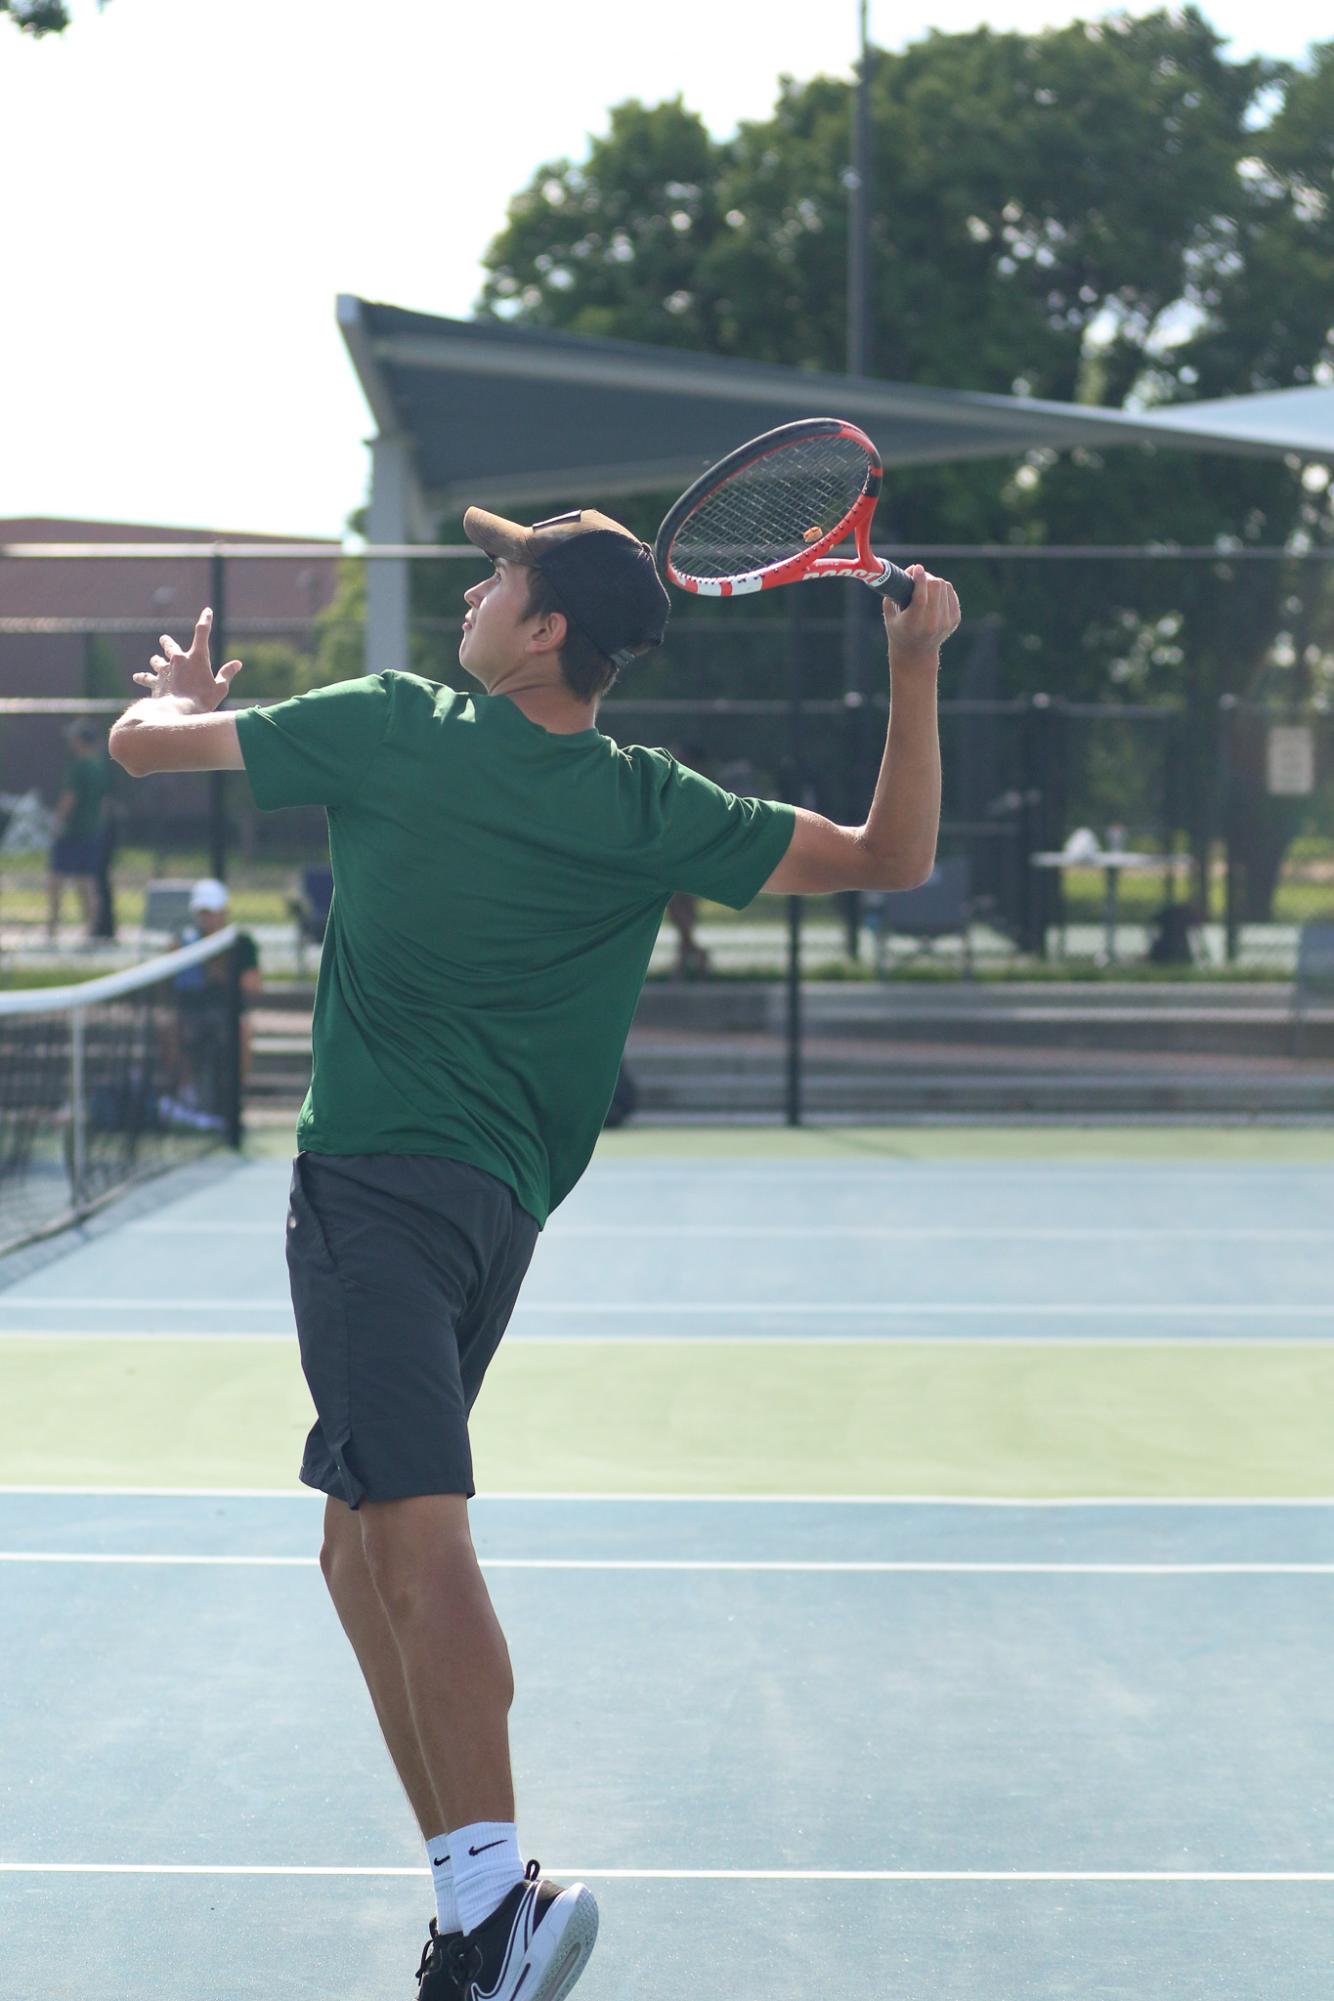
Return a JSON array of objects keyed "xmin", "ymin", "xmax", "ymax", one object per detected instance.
[{"xmin": 2, "ymin": 1139, "xmax": 1332, "ymax": 1999}]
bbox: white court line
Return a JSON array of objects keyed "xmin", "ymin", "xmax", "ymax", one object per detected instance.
[
  {"xmin": 3, "ymin": 1332, "xmax": 1334, "ymax": 1351},
  {"xmin": 2, "ymin": 1487, "xmax": 1330, "ymax": 1506},
  {"xmin": 2, "ymin": 1553, "xmax": 1330, "ymax": 1574},
  {"xmin": 2, "ymin": 1862, "xmax": 1331, "ymax": 1883},
  {"xmin": 118, "ymin": 1222, "xmax": 1334, "ymax": 1241},
  {"xmin": 4, "ymin": 1297, "xmax": 1334, "ymax": 1316}
]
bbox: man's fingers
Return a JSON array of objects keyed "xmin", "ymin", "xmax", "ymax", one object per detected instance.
[
  {"xmin": 131, "ymin": 671, "xmax": 157, "ymax": 688},
  {"xmin": 884, "ymin": 566, "xmax": 960, "ymax": 645},
  {"xmin": 217, "ymin": 658, "xmax": 244, "ymax": 684},
  {"xmin": 193, "ymin": 607, "xmax": 214, "ymax": 651},
  {"xmin": 160, "ymin": 634, "xmax": 183, "ymax": 660}
]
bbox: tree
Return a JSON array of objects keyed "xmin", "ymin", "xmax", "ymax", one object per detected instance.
[
  {"xmin": 479, "ymin": 12, "xmax": 1334, "ymax": 912},
  {"xmin": 1, "ymin": 0, "xmax": 108, "ymax": 36},
  {"xmin": 2, "ymin": 1, "xmax": 71, "ymax": 34}
]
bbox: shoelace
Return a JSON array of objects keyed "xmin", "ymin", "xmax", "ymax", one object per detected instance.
[{"xmin": 416, "ymin": 1920, "xmax": 445, "ymax": 1989}]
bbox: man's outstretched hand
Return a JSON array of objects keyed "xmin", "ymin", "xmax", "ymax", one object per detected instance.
[{"xmin": 133, "ymin": 607, "xmax": 243, "ymax": 712}]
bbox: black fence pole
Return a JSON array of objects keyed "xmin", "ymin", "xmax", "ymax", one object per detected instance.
[
  {"xmin": 785, "ymin": 595, "xmax": 806, "ymax": 1127},
  {"xmin": 1219, "ymin": 694, "xmax": 1241, "ymax": 963},
  {"xmin": 225, "ymin": 934, "xmax": 245, "ymax": 1151},
  {"xmin": 209, "ymin": 549, "xmax": 228, "ymax": 881},
  {"xmin": 1019, "ymin": 693, "xmax": 1055, "ymax": 956}
]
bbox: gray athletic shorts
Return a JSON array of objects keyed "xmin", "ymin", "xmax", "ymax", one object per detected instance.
[{"xmin": 285, "ymin": 1151, "xmax": 539, "ymax": 1508}]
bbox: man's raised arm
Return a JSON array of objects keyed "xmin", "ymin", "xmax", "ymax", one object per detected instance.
[
  {"xmin": 109, "ymin": 607, "xmax": 246, "ymax": 777},
  {"xmin": 761, "ymin": 564, "xmax": 959, "ymax": 895}
]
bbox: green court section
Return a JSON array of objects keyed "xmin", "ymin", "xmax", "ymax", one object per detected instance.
[
  {"xmin": 589, "ymin": 1125, "xmax": 1334, "ymax": 1164},
  {"xmin": 2, "ymin": 1334, "xmax": 1331, "ymax": 1497}
]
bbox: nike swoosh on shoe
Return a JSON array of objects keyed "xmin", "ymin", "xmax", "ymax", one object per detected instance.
[{"xmin": 466, "ymin": 1880, "xmax": 538, "ymax": 2000}]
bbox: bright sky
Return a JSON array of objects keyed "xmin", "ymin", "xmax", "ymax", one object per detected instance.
[{"xmin": 0, "ymin": 0, "xmax": 1321, "ymax": 538}]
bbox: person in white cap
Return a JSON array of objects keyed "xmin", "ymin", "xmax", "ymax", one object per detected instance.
[
  {"xmin": 108, "ymin": 508, "xmax": 957, "ymax": 2001},
  {"xmin": 174, "ymin": 877, "xmax": 262, "ymax": 1088}
]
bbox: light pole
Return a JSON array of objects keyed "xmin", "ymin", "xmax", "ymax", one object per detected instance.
[{"xmin": 843, "ymin": 0, "xmax": 875, "ymax": 956}]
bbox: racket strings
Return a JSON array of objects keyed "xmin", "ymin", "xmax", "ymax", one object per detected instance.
[{"xmin": 670, "ymin": 434, "xmax": 871, "ymax": 579}]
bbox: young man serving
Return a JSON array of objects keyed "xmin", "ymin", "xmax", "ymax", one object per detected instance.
[{"xmin": 110, "ymin": 505, "xmax": 959, "ymax": 2001}]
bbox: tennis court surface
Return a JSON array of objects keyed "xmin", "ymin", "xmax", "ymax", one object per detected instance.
[{"xmin": 2, "ymin": 1126, "xmax": 1332, "ymax": 2000}]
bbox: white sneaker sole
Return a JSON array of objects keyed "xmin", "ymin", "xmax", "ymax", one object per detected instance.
[{"xmin": 524, "ymin": 1883, "xmax": 599, "ymax": 2001}]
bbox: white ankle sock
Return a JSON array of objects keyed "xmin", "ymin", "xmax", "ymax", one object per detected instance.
[
  {"xmin": 448, "ymin": 1820, "xmax": 524, "ymax": 1934},
  {"xmin": 424, "ymin": 1829, "xmax": 460, "ymax": 1936}
]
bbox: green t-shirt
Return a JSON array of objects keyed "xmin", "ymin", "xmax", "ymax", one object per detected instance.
[
  {"xmin": 236, "ymin": 673, "xmax": 793, "ymax": 1223},
  {"xmin": 61, "ymin": 755, "xmax": 111, "ymax": 838}
]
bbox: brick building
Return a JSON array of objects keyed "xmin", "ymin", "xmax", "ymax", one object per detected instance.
[{"xmin": 0, "ymin": 516, "xmax": 340, "ymax": 815}]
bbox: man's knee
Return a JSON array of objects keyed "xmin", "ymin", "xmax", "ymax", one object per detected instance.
[
  {"xmin": 358, "ymin": 1496, "xmax": 477, "ymax": 1628},
  {"xmin": 318, "ymin": 1494, "xmax": 365, "ymax": 1590}
]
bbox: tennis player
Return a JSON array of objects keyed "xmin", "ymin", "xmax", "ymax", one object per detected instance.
[{"xmin": 109, "ymin": 507, "xmax": 959, "ymax": 2001}]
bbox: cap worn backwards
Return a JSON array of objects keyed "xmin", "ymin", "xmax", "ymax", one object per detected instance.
[{"xmin": 463, "ymin": 506, "xmax": 670, "ymax": 671}]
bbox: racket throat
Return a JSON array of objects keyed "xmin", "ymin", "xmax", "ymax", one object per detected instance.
[{"xmin": 808, "ymin": 556, "xmax": 896, "ymax": 587}]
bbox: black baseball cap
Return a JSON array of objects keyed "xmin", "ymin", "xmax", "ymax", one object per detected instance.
[{"xmin": 463, "ymin": 505, "xmax": 670, "ymax": 671}]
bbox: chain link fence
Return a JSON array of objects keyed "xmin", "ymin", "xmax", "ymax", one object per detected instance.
[{"xmin": 3, "ymin": 540, "xmax": 1332, "ymax": 1120}]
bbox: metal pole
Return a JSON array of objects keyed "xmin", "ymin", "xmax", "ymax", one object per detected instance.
[
  {"xmin": 848, "ymin": 0, "xmax": 872, "ymax": 383},
  {"xmin": 69, "ymin": 1006, "xmax": 87, "ymax": 1218},
  {"xmin": 1219, "ymin": 695, "xmax": 1240, "ymax": 963},
  {"xmin": 209, "ymin": 548, "xmax": 228, "ymax": 881},
  {"xmin": 843, "ymin": 0, "xmax": 875, "ymax": 960},
  {"xmin": 785, "ymin": 595, "xmax": 806, "ymax": 1127},
  {"xmin": 225, "ymin": 937, "xmax": 244, "ymax": 1152}
]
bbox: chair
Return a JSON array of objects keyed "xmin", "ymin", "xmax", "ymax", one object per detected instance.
[
  {"xmin": 289, "ymin": 865, "xmax": 334, "ymax": 973},
  {"xmin": 866, "ymin": 855, "xmax": 976, "ymax": 976},
  {"xmin": 140, "ymin": 879, "xmax": 196, "ymax": 944},
  {"xmin": 1291, "ymin": 919, "xmax": 1334, "ymax": 1058}
]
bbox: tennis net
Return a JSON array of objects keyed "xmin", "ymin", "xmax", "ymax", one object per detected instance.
[{"xmin": 0, "ymin": 927, "xmax": 243, "ymax": 1256}]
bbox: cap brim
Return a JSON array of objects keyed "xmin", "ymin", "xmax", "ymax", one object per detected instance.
[{"xmin": 463, "ymin": 507, "xmax": 533, "ymax": 563}]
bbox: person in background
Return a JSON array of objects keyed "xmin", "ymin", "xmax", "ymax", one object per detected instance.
[
  {"xmin": 46, "ymin": 719, "xmax": 111, "ymax": 945},
  {"xmin": 91, "ymin": 755, "xmax": 127, "ymax": 941},
  {"xmin": 177, "ymin": 876, "xmax": 262, "ymax": 1085},
  {"xmin": 159, "ymin": 878, "xmax": 263, "ymax": 1129}
]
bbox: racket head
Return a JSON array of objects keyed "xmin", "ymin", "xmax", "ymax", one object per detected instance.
[{"xmin": 655, "ymin": 417, "xmax": 882, "ymax": 599}]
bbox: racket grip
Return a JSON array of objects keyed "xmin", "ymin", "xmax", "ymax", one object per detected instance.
[{"xmin": 867, "ymin": 561, "xmax": 915, "ymax": 607}]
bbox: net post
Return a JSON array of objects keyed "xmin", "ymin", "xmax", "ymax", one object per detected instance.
[
  {"xmin": 225, "ymin": 936, "xmax": 244, "ymax": 1152},
  {"xmin": 69, "ymin": 1005, "xmax": 87, "ymax": 1218}
]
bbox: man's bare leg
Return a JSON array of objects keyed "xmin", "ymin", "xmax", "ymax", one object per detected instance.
[
  {"xmin": 357, "ymin": 1492, "xmax": 516, "ymax": 1829},
  {"xmin": 318, "ymin": 1494, "xmax": 444, "ymax": 1838}
]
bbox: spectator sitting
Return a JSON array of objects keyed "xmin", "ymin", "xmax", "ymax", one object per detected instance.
[{"xmin": 160, "ymin": 878, "xmax": 262, "ymax": 1126}]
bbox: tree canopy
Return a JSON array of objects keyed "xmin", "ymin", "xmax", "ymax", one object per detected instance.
[
  {"xmin": 475, "ymin": 11, "xmax": 1334, "ymax": 911},
  {"xmin": 479, "ymin": 12, "xmax": 1334, "ymax": 717},
  {"xmin": 2, "ymin": 1, "xmax": 87, "ymax": 35}
]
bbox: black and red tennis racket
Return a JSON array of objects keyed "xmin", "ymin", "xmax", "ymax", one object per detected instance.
[{"xmin": 654, "ymin": 417, "xmax": 915, "ymax": 608}]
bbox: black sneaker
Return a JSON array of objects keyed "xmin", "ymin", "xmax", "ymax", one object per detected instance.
[
  {"xmin": 445, "ymin": 1859, "xmax": 598, "ymax": 2001},
  {"xmin": 414, "ymin": 1919, "xmax": 461, "ymax": 2000}
]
